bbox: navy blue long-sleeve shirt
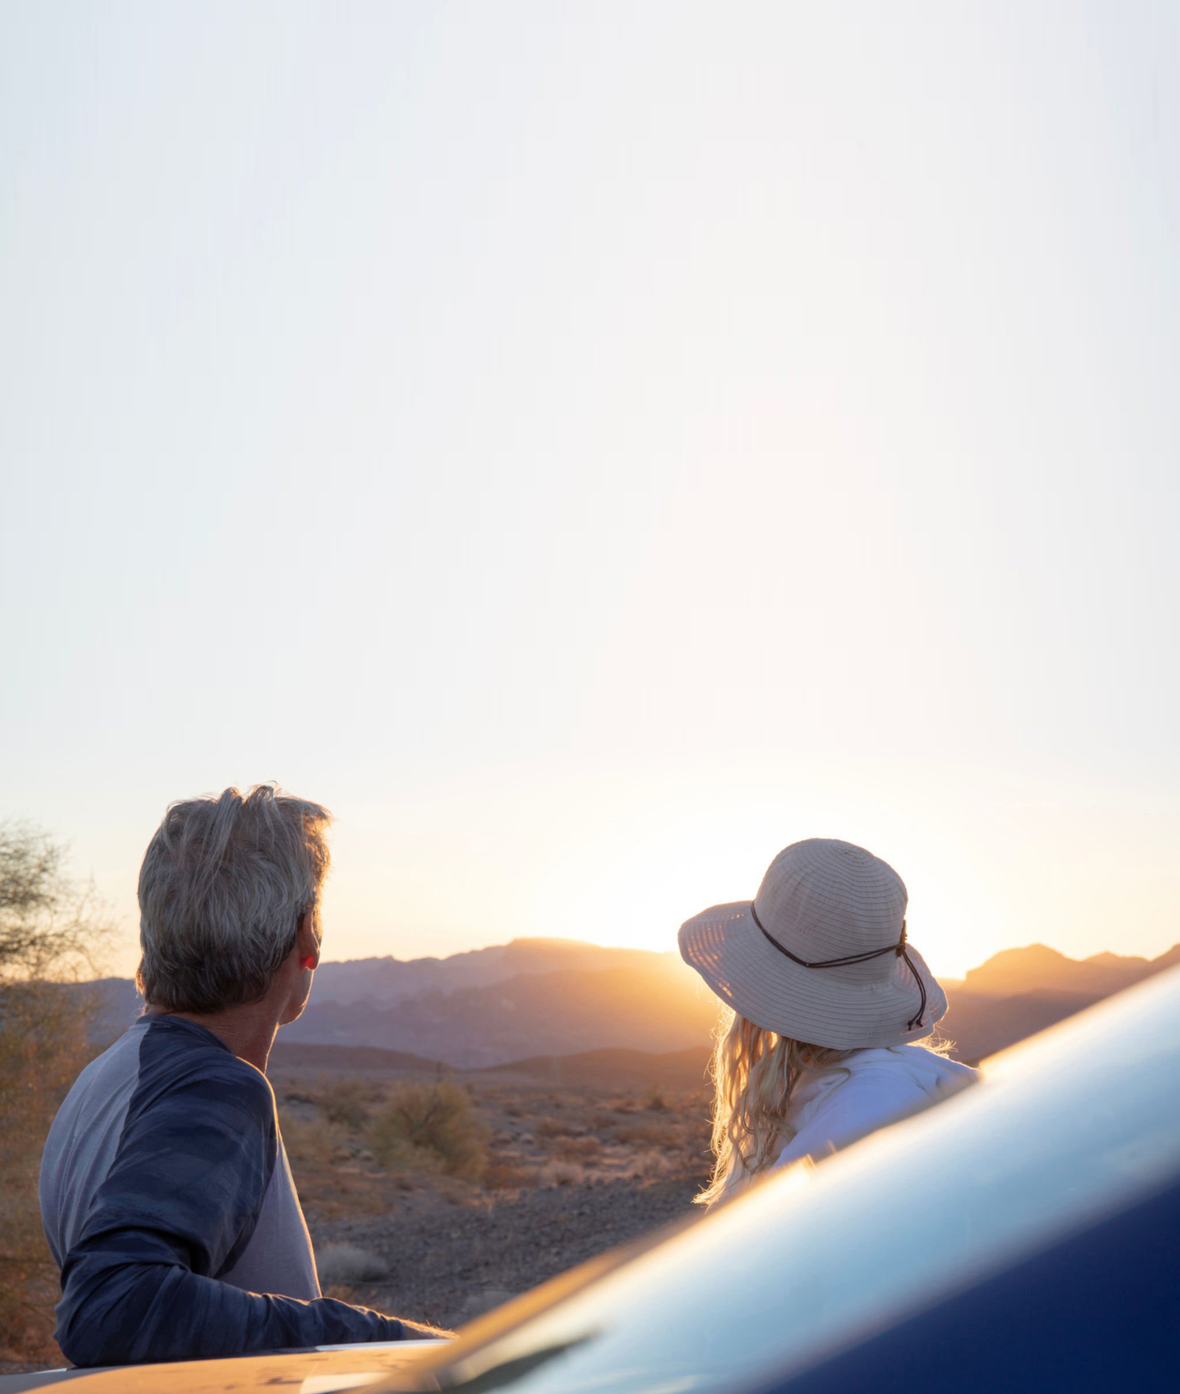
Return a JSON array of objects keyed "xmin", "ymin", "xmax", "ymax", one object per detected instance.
[{"xmin": 40, "ymin": 1014, "xmax": 409, "ymax": 1366}]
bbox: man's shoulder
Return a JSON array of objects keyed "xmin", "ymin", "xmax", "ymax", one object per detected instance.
[{"xmin": 130, "ymin": 1016, "xmax": 275, "ymax": 1117}]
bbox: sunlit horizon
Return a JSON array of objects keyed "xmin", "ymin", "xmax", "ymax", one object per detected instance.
[
  {"xmin": 307, "ymin": 929, "xmax": 1175, "ymax": 986},
  {"xmin": 95, "ymin": 749, "xmax": 1178, "ymax": 983},
  {"xmin": 98, "ymin": 917, "xmax": 1177, "ymax": 989}
]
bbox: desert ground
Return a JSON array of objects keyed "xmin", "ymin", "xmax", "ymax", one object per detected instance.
[{"xmin": 268, "ymin": 1043, "xmax": 714, "ymax": 1332}]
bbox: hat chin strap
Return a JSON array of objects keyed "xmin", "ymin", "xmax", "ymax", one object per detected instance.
[{"xmin": 749, "ymin": 903, "xmax": 928, "ymax": 1031}]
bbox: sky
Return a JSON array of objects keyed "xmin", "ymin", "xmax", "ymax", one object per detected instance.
[{"xmin": 2, "ymin": 2, "xmax": 1177, "ymax": 982}]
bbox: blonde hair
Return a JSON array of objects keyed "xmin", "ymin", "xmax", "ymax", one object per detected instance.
[
  {"xmin": 696, "ymin": 1006, "xmax": 853, "ymax": 1207},
  {"xmin": 137, "ymin": 784, "xmax": 331, "ymax": 1014}
]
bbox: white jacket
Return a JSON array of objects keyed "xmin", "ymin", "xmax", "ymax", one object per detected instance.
[{"xmin": 770, "ymin": 1044, "xmax": 978, "ymax": 1172}]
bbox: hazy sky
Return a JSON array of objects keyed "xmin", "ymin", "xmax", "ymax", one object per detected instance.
[{"xmin": 2, "ymin": 2, "xmax": 1177, "ymax": 981}]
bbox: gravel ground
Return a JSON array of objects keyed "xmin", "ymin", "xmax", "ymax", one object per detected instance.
[
  {"xmin": 317, "ymin": 1171, "xmax": 704, "ymax": 1331},
  {"xmin": 0, "ymin": 1175, "xmax": 704, "ymax": 1377}
]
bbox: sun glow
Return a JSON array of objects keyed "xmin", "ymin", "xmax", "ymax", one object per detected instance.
[{"xmin": 527, "ymin": 770, "xmax": 1002, "ymax": 979}]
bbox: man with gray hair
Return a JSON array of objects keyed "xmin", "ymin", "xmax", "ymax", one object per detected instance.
[{"xmin": 40, "ymin": 785, "xmax": 445, "ymax": 1366}]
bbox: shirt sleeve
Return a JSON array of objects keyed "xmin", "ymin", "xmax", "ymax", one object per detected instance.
[
  {"xmin": 772, "ymin": 1068, "xmax": 931, "ymax": 1171},
  {"xmin": 54, "ymin": 1061, "xmax": 411, "ymax": 1366}
]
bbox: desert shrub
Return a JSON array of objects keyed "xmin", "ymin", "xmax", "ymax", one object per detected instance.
[
  {"xmin": 278, "ymin": 1107, "xmax": 335, "ymax": 1171},
  {"xmin": 0, "ymin": 982, "xmax": 98, "ymax": 1362},
  {"xmin": 369, "ymin": 1079, "xmax": 487, "ymax": 1180},
  {"xmin": 552, "ymin": 1134, "xmax": 601, "ymax": 1161},
  {"xmin": 534, "ymin": 1117, "xmax": 568, "ymax": 1139},
  {"xmin": 644, "ymin": 1086, "xmax": 669, "ymax": 1112},
  {"xmin": 0, "ymin": 822, "xmax": 113, "ymax": 1364},
  {"xmin": 538, "ymin": 1159, "xmax": 583, "ymax": 1187},
  {"xmin": 632, "ymin": 1149, "xmax": 673, "ymax": 1180},
  {"xmin": 318, "ymin": 1075, "xmax": 379, "ymax": 1130},
  {"xmin": 615, "ymin": 1120, "xmax": 681, "ymax": 1148},
  {"xmin": 482, "ymin": 1160, "xmax": 538, "ymax": 1191},
  {"xmin": 316, "ymin": 1243, "xmax": 389, "ymax": 1286}
]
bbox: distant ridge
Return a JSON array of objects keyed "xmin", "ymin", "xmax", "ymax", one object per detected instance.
[
  {"xmin": 306, "ymin": 939, "xmax": 673, "ymax": 1007},
  {"xmin": 283, "ymin": 954, "xmax": 716, "ymax": 1068},
  {"xmin": 939, "ymin": 989, "xmax": 1105, "ymax": 1065},
  {"xmin": 268, "ymin": 1041, "xmax": 446, "ymax": 1076},
  {"xmin": 76, "ymin": 935, "xmax": 1180, "ymax": 1069},
  {"xmin": 960, "ymin": 942, "xmax": 1180, "ymax": 998}
]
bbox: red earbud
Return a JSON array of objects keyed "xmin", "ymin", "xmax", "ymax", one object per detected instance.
[{"xmin": 301, "ymin": 955, "xmax": 316, "ymax": 971}]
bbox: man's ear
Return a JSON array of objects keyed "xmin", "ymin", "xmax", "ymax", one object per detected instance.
[{"xmin": 296, "ymin": 909, "xmax": 320, "ymax": 968}]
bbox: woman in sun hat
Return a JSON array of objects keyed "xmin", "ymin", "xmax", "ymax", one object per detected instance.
[{"xmin": 679, "ymin": 837, "xmax": 977, "ymax": 1206}]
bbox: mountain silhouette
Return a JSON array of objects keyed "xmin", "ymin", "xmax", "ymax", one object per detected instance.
[
  {"xmin": 282, "ymin": 949, "xmax": 716, "ymax": 1067},
  {"xmin": 78, "ymin": 936, "xmax": 1180, "ymax": 1068},
  {"xmin": 959, "ymin": 944, "xmax": 1158, "ymax": 997}
]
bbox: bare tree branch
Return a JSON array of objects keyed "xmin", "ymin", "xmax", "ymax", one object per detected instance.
[{"xmin": 0, "ymin": 821, "xmax": 116, "ymax": 984}]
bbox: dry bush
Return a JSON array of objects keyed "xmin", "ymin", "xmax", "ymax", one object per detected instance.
[
  {"xmin": 369, "ymin": 1079, "xmax": 488, "ymax": 1180},
  {"xmin": 278, "ymin": 1106, "xmax": 335, "ymax": 1171},
  {"xmin": 0, "ymin": 823, "xmax": 115, "ymax": 984},
  {"xmin": 538, "ymin": 1159, "xmax": 584, "ymax": 1187},
  {"xmin": 317, "ymin": 1075, "xmax": 381, "ymax": 1131},
  {"xmin": 643, "ymin": 1087, "xmax": 669, "ymax": 1112},
  {"xmin": 0, "ymin": 983, "xmax": 99, "ymax": 1363},
  {"xmin": 632, "ymin": 1149, "xmax": 673, "ymax": 1180},
  {"xmin": 482, "ymin": 1160, "xmax": 538, "ymax": 1191},
  {"xmin": 614, "ymin": 1120, "xmax": 682, "ymax": 1149},
  {"xmin": 552, "ymin": 1135, "xmax": 601, "ymax": 1161},
  {"xmin": 0, "ymin": 822, "xmax": 113, "ymax": 1364},
  {"xmin": 533, "ymin": 1117, "xmax": 567, "ymax": 1139}
]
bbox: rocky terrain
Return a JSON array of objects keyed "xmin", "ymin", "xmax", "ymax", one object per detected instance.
[
  {"xmin": 318, "ymin": 1171, "xmax": 702, "ymax": 1331},
  {"xmin": 265, "ymin": 1049, "xmax": 713, "ymax": 1332}
]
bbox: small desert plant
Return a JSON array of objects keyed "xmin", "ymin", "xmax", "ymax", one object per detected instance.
[
  {"xmin": 316, "ymin": 1243, "xmax": 389, "ymax": 1286},
  {"xmin": 615, "ymin": 1120, "xmax": 681, "ymax": 1148},
  {"xmin": 539, "ymin": 1158, "xmax": 584, "ymax": 1187},
  {"xmin": 632, "ymin": 1149, "xmax": 673, "ymax": 1180},
  {"xmin": 552, "ymin": 1134, "xmax": 601, "ymax": 1161},
  {"xmin": 319, "ymin": 1075, "xmax": 379, "ymax": 1130},
  {"xmin": 482, "ymin": 1160, "xmax": 538, "ymax": 1191},
  {"xmin": 644, "ymin": 1086, "xmax": 669, "ymax": 1112},
  {"xmin": 369, "ymin": 1079, "xmax": 488, "ymax": 1180},
  {"xmin": 278, "ymin": 1107, "xmax": 335, "ymax": 1170}
]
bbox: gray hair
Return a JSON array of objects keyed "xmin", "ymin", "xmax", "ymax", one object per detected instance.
[{"xmin": 137, "ymin": 784, "xmax": 332, "ymax": 1014}]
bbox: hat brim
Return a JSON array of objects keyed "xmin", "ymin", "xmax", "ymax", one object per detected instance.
[{"xmin": 678, "ymin": 901, "xmax": 947, "ymax": 1050}]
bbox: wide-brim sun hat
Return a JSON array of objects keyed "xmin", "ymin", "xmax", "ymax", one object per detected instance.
[{"xmin": 678, "ymin": 838, "xmax": 948, "ymax": 1050}]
